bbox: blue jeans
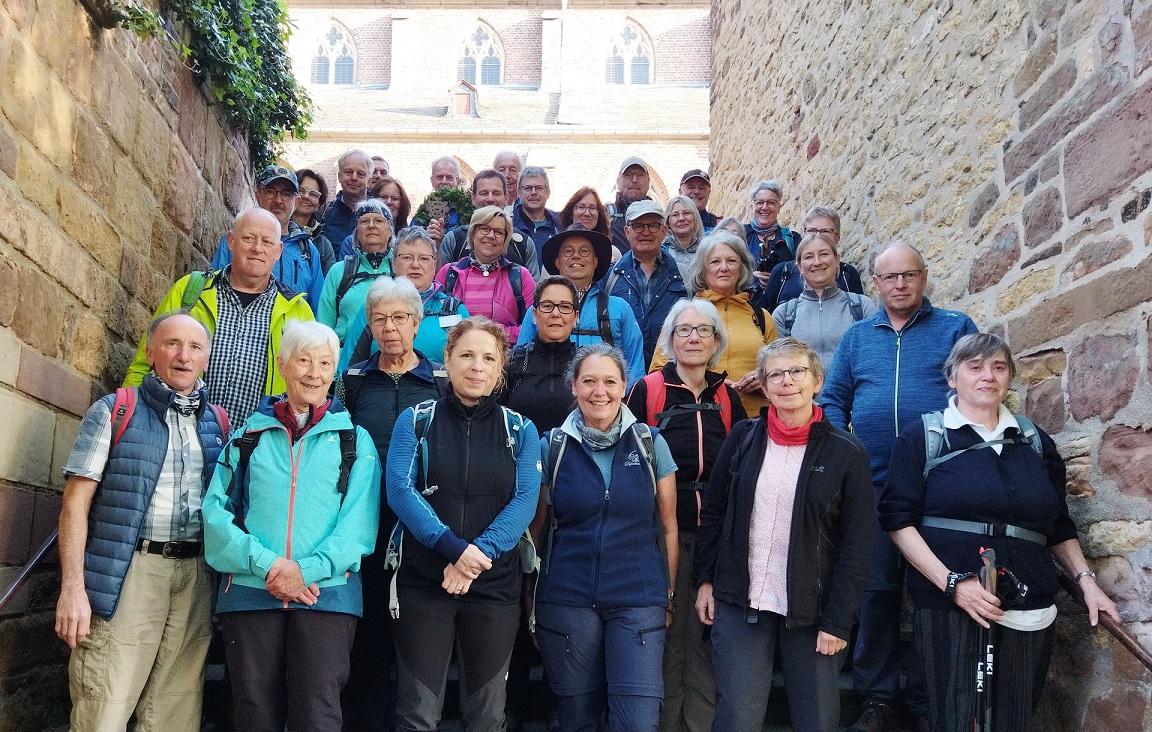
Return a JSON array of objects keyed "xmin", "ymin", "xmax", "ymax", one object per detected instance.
[
  {"xmin": 711, "ymin": 600, "xmax": 844, "ymax": 732},
  {"xmin": 535, "ymin": 603, "xmax": 666, "ymax": 732}
]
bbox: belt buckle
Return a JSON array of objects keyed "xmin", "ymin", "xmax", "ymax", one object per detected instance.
[
  {"xmin": 990, "ymin": 523, "xmax": 1007, "ymax": 537},
  {"xmin": 162, "ymin": 542, "xmax": 175, "ymax": 558}
]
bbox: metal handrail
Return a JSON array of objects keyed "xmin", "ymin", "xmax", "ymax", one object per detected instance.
[
  {"xmin": 0, "ymin": 529, "xmax": 59, "ymax": 612},
  {"xmin": 1056, "ymin": 562, "xmax": 1152, "ymax": 672}
]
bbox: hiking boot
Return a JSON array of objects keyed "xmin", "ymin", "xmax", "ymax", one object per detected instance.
[{"xmin": 847, "ymin": 701, "xmax": 899, "ymax": 732}]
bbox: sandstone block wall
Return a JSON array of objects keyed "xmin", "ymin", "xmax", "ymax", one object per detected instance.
[
  {"xmin": 0, "ymin": 0, "xmax": 251, "ymax": 726},
  {"xmin": 711, "ymin": 0, "xmax": 1152, "ymax": 725}
]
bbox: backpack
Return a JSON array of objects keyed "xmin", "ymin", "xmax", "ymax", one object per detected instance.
[
  {"xmin": 335, "ymin": 255, "xmax": 390, "ymax": 319},
  {"xmin": 223, "ymin": 425, "xmax": 357, "ymax": 531},
  {"xmin": 179, "ymin": 271, "xmax": 213, "ymax": 311},
  {"xmin": 387, "ymin": 399, "xmax": 536, "ymax": 618},
  {"xmin": 109, "ymin": 387, "xmax": 229, "ymax": 448},
  {"xmin": 639, "ymin": 371, "xmax": 733, "ymax": 432},
  {"xmin": 570, "ymin": 287, "xmax": 615, "ymax": 345},
  {"xmin": 749, "ymin": 303, "xmax": 768, "ymax": 337},
  {"xmin": 920, "ymin": 411, "xmax": 1043, "ymax": 481},
  {"xmin": 442, "ymin": 259, "xmax": 528, "ymax": 323},
  {"xmin": 779, "ymin": 292, "xmax": 866, "ymax": 334}
]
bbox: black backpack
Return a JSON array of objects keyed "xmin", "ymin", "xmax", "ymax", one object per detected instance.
[
  {"xmin": 570, "ymin": 287, "xmax": 615, "ymax": 345},
  {"xmin": 223, "ymin": 427, "xmax": 357, "ymax": 530},
  {"xmin": 335, "ymin": 255, "xmax": 390, "ymax": 319}
]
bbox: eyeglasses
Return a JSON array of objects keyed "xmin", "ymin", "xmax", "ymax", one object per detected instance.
[
  {"xmin": 521, "ymin": 185, "xmax": 547, "ymax": 194},
  {"xmin": 371, "ymin": 312, "xmax": 413, "ymax": 326},
  {"xmin": 298, "ymin": 189, "xmax": 322, "ymax": 201},
  {"xmin": 804, "ymin": 227, "xmax": 837, "ymax": 235},
  {"xmin": 673, "ymin": 324, "xmax": 716, "ymax": 338},
  {"xmin": 377, "ymin": 194, "xmax": 402, "ymax": 205},
  {"xmin": 763, "ymin": 366, "xmax": 811, "ymax": 384},
  {"xmin": 475, "ymin": 224, "xmax": 507, "ymax": 239},
  {"xmin": 875, "ymin": 270, "xmax": 924, "ymax": 285},
  {"xmin": 574, "ymin": 204, "xmax": 599, "ymax": 214},
  {"xmin": 394, "ymin": 253, "xmax": 437, "ymax": 265},
  {"xmin": 358, "ymin": 216, "xmax": 391, "ymax": 228},
  {"xmin": 628, "ymin": 221, "xmax": 663, "ymax": 233},
  {"xmin": 261, "ymin": 187, "xmax": 297, "ymax": 200},
  {"xmin": 537, "ymin": 301, "xmax": 575, "ymax": 315}
]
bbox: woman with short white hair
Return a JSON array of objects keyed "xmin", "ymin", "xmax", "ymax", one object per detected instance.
[{"xmin": 203, "ymin": 319, "xmax": 381, "ymax": 732}]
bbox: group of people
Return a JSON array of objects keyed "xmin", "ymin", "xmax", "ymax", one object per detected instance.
[{"xmin": 53, "ymin": 147, "xmax": 1120, "ymax": 732}]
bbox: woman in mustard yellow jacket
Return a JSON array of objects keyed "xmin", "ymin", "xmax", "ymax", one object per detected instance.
[{"xmin": 651, "ymin": 231, "xmax": 777, "ymax": 414}]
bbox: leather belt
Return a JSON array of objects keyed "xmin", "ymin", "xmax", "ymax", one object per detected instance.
[
  {"xmin": 136, "ymin": 539, "xmax": 204, "ymax": 559},
  {"xmin": 676, "ymin": 480, "xmax": 708, "ymax": 492},
  {"xmin": 920, "ymin": 517, "xmax": 1046, "ymax": 546}
]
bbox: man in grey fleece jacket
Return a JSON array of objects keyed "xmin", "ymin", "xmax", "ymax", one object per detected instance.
[{"xmin": 820, "ymin": 243, "xmax": 978, "ymax": 732}]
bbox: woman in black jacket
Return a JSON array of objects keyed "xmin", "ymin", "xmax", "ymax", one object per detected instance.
[
  {"xmin": 626, "ymin": 298, "xmax": 746, "ymax": 732},
  {"xmin": 694, "ymin": 337, "xmax": 873, "ymax": 732},
  {"xmin": 880, "ymin": 333, "xmax": 1118, "ymax": 731},
  {"xmin": 502, "ymin": 276, "xmax": 579, "ymax": 432}
]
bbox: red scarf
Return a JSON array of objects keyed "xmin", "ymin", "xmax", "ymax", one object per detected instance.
[
  {"xmin": 766, "ymin": 404, "xmax": 823, "ymax": 446},
  {"xmin": 273, "ymin": 397, "xmax": 331, "ymax": 440}
]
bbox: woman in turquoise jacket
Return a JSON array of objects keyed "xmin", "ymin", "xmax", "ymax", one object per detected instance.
[{"xmin": 203, "ymin": 320, "xmax": 380, "ymax": 732}]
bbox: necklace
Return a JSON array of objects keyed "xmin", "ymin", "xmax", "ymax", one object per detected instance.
[{"xmin": 474, "ymin": 259, "xmax": 500, "ymax": 277}]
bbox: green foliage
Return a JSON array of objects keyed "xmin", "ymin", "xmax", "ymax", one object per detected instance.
[
  {"xmin": 117, "ymin": 0, "xmax": 312, "ymax": 168},
  {"xmin": 412, "ymin": 187, "xmax": 476, "ymax": 229}
]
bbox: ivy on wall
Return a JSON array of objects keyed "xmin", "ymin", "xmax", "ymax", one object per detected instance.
[{"xmin": 103, "ymin": 0, "xmax": 312, "ymax": 168}]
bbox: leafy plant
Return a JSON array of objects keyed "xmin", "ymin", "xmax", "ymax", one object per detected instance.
[
  {"xmin": 117, "ymin": 0, "xmax": 312, "ymax": 168},
  {"xmin": 412, "ymin": 187, "xmax": 476, "ymax": 229}
]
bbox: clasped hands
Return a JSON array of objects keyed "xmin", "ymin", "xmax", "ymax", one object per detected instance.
[
  {"xmin": 442, "ymin": 544, "xmax": 492, "ymax": 596},
  {"xmin": 266, "ymin": 557, "xmax": 320, "ymax": 605}
]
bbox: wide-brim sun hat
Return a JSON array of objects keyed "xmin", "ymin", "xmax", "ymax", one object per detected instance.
[{"xmin": 542, "ymin": 224, "xmax": 613, "ymax": 283}]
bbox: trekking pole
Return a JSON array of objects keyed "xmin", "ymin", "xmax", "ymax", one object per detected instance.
[{"xmin": 974, "ymin": 547, "xmax": 998, "ymax": 732}]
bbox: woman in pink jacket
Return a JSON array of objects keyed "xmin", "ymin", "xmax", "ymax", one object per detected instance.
[{"xmin": 435, "ymin": 206, "xmax": 537, "ymax": 342}]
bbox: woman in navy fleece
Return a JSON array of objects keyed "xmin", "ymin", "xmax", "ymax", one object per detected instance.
[{"xmin": 880, "ymin": 333, "xmax": 1118, "ymax": 731}]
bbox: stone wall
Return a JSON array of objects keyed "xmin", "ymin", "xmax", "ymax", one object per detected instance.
[
  {"xmin": 710, "ymin": 0, "xmax": 1152, "ymax": 726},
  {"xmin": 0, "ymin": 0, "xmax": 251, "ymax": 726}
]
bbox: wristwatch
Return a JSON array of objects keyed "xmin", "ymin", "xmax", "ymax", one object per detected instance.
[
  {"xmin": 1074, "ymin": 570, "xmax": 1097, "ymax": 583},
  {"xmin": 944, "ymin": 571, "xmax": 979, "ymax": 598}
]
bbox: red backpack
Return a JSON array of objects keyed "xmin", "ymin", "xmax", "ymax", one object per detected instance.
[{"xmin": 640, "ymin": 371, "xmax": 733, "ymax": 432}]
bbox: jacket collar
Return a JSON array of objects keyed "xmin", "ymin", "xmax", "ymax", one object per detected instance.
[
  {"xmin": 875, "ymin": 296, "xmax": 935, "ymax": 328},
  {"xmin": 355, "ymin": 350, "xmax": 444, "ymax": 383},
  {"xmin": 658, "ymin": 361, "xmax": 728, "ymax": 393}
]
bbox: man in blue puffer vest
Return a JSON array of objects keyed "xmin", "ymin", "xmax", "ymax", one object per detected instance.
[{"xmin": 55, "ymin": 313, "xmax": 229, "ymax": 732}]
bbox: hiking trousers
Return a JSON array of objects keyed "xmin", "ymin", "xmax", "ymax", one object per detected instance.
[
  {"xmin": 220, "ymin": 608, "xmax": 357, "ymax": 732},
  {"xmin": 392, "ymin": 588, "xmax": 520, "ymax": 732},
  {"xmin": 68, "ymin": 552, "xmax": 211, "ymax": 732}
]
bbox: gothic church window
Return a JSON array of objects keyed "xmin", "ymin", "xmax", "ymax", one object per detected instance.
[
  {"xmin": 606, "ymin": 23, "xmax": 653, "ymax": 85},
  {"xmin": 311, "ymin": 24, "xmax": 356, "ymax": 85},
  {"xmin": 459, "ymin": 24, "xmax": 504, "ymax": 86}
]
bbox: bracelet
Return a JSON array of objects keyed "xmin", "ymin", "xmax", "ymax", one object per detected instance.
[
  {"xmin": 1074, "ymin": 570, "xmax": 1097, "ymax": 583},
  {"xmin": 944, "ymin": 571, "xmax": 979, "ymax": 598}
]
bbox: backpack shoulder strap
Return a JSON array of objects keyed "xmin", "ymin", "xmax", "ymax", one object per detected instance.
[
  {"xmin": 109, "ymin": 387, "xmax": 138, "ymax": 448},
  {"xmin": 781, "ymin": 298, "xmax": 799, "ymax": 333},
  {"xmin": 334, "ymin": 255, "xmax": 359, "ymax": 313},
  {"xmin": 715, "ymin": 384, "xmax": 733, "ymax": 432},
  {"xmin": 921, "ymin": 411, "xmax": 952, "ymax": 480},
  {"xmin": 750, "ymin": 303, "xmax": 767, "ymax": 336},
  {"xmin": 180, "ymin": 271, "xmax": 211, "ymax": 311},
  {"xmin": 442, "ymin": 266, "xmax": 460, "ymax": 297},
  {"xmin": 499, "ymin": 406, "xmax": 524, "ymax": 454},
  {"xmin": 602, "ymin": 268, "xmax": 622, "ymax": 299},
  {"xmin": 1014, "ymin": 414, "xmax": 1044, "ymax": 456},
  {"xmin": 412, "ymin": 400, "xmax": 437, "ymax": 492},
  {"xmin": 335, "ymin": 429, "xmax": 357, "ymax": 498},
  {"xmin": 846, "ymin": 292, "xmax": 865, "ymax": 322},
  {"xmin": 596, "ymin": 287, "xmax": 614, "ymax": 345},
  {"xmin": 225, "ymin": 430, "xmax": 264, "ymax": 530},
  {"xmin": 508, "ymin": 264, "xmax": 527, "ymax": 322},
  {"xmin": 208, "ymin": 404, "xmax": 230, "ymax": 439},
  {"xmin": 641, "ymin": 372, "xmax": 666, "ymax": 429},
  {"xmin": 631, "ymin": 423, "xmax": 658, "ymax": 492}
]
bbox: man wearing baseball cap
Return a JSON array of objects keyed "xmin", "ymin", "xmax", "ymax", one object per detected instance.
[
  {"xmin": 679, "ymin": 169, "xmax": 720, "ymax": 232},
  {"xmin": 603, "ymin": 200, "xmax": 688, "ymax": 364},
  {"xmin": 209, "ymin": 164, "xmax": 326, "ymax": 309},
  {"xmin": 605, "ymin": 156, "xmax": 656, "ymax": 253}
]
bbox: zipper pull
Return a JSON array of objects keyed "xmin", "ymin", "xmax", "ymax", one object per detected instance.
[{"xmin": 604, "ymin": 488, "xmax": 610, "ymax": 501}]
